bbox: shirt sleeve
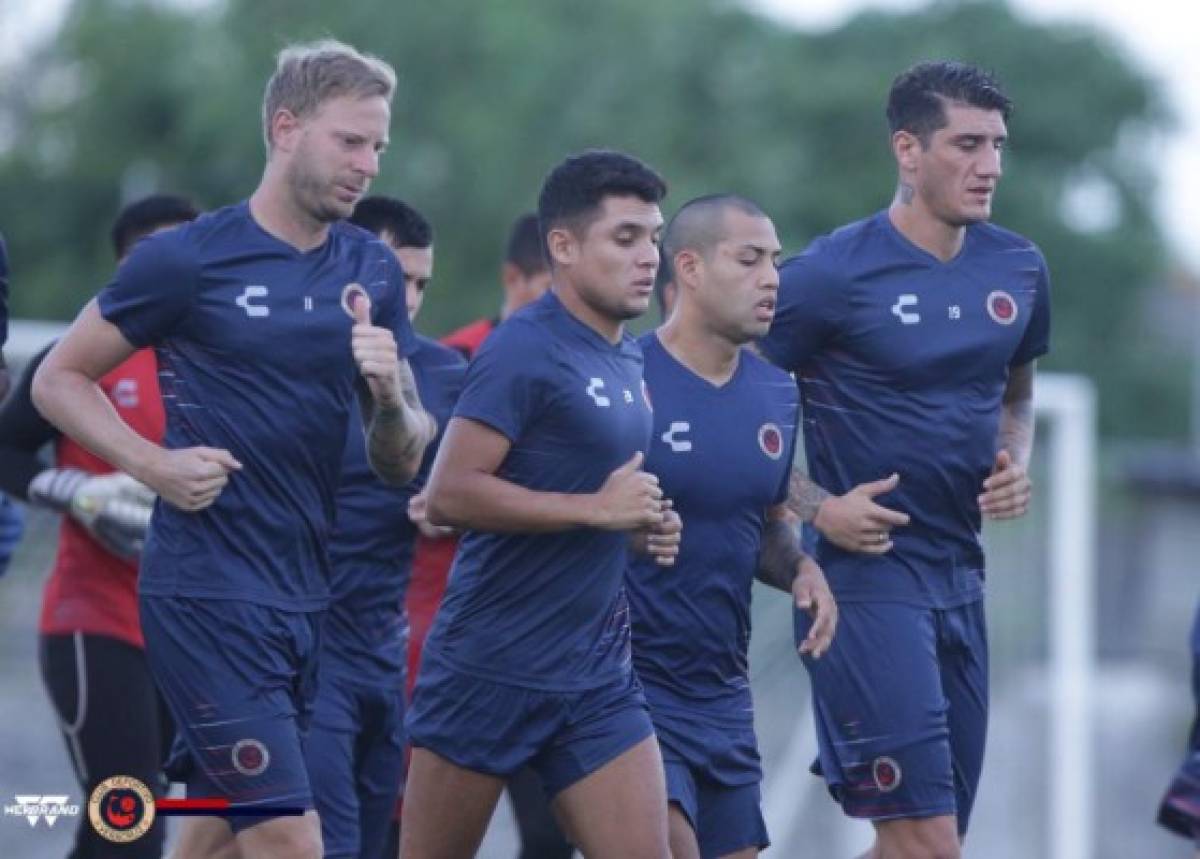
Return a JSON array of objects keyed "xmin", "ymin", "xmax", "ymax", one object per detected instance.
[
  {"xmin": 1012, "ymin": 253, "xmax": 1051, "ymax": 366},
  {"xmin": 0, "ymin": 343, "xmax": 58, "ymax": 499},
  {"xmin": 758, "ymin": 244, "xmax": 848, "ymax": 373},
  {"xmin": 97, "ymin": 230, "xmax": 199, "ymax": 348},
  {"xmin": 452, "ymin": 318, "xmax": 547, "ymax": 443}
]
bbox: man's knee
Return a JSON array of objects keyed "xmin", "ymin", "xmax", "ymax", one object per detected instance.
[
  {"xmin": 875, "ymin": 816, "xmax": 960, "ymax": 859},
  {"xmin": 236, "ymin": 813, "xmax": 322, "ymax": 859}
]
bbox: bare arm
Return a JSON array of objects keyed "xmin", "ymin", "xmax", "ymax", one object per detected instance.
[
  {"xmin": 979, "ymin": 361, "xmax": 1036, "ymax": 519},
  {"xmin": 356, "ymin": 358, "xmax": 436, "ymax": 486},
  {"xmin": 784, "ymin": 468, "xmax": 831, "ymax": 522},
  {"xmin": 998, "ymin": 361, "xmax": 1036, "ymax": 468},
  {"xmin": 32, "ymin": 300, "xmax": 163, "ymax": 479},
  {"xmin": 424, "ymin": 416, "xmax": 663, "ymax": 533},
  {"xmin": 32, "ymin": 300, "xmax": 240, "ymax": 510},
  {"xmin": 757, "ymin": 503, "xmax": 837, "ymax": 658},
  {"xmin": 756, "ymin": 505, "xmax": 806, "ymax": 593}
]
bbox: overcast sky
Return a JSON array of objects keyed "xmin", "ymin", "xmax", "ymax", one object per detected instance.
[{"xmin": 3, "ymin": 0, "xmax": 1196, "ymax": 269}]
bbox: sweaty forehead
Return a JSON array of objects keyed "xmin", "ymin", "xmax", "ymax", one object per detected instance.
[
  {"xmin": 939, "ymin": 102, "xmax": 1007, "ymax": 137},
  {"xmin": 595, "ymin": 195, "xmax": 664, "ymax": 230}
]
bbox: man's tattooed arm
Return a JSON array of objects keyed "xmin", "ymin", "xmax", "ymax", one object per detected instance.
[{"xmin": 362, "ymin": 359, "xmax": 435, "ymax": 486}]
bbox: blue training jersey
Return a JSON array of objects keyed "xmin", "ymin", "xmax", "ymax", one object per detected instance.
[
  {"xmin": 323, "ymin": 334, "xmax": 466, "ymax": 679},
  {"xmin": 759, "ymin": 211, "xmax": 1051, "ymax": 608},
  {"xmin": 629, "ymin": 334, "xmax": 798, "ymax": 716},
  {"xmin": 99, "ymin": 202, "xmax": 417, "ymax": 611},
  {"xmin": 423, "ymin": 290, "xmax": 652, "ymax": 691}
]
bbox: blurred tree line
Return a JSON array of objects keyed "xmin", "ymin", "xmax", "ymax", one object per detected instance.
[{"xmin": 0, "ymin": 0, "xmax": 1179, "ymax": 438}]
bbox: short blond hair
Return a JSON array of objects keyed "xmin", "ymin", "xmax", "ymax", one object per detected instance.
[{"xmin": 261, "ymin": 39, "xmax": 396, "ymax": 150}]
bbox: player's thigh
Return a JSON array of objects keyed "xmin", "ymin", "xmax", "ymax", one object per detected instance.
[
  {"xmin": 235, "ymin": 809, "xmax": 322, "ymax": 859},
  {"xmin": 668, "ymin": 802, "xmax": 702, "ymax": 859},
  {"xmin": 936, "ymin": 601, "xmax": 989, "ymax": 835},
  {"xmin": 551, "ymin": 735, "xmax": 669, "ymax": 859},
  {"xmin": 399, "ymin": 746, "xmax": 505, "ymax": 859},
  {"xmin": 873, "ymin": 814, "xmax": 960, "ymax": 859},
  {"xmin": 798, "ymin": 602, "xmax": 957, "ymax": 822},
  {"xmin": 171, "ymin": 817, "xmax": 238, "ymax": 859}
]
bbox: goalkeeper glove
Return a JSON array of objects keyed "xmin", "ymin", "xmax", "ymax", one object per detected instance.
[{"xmin": 29, "ymin": 468, "xmax": 156, "ymax": 560}]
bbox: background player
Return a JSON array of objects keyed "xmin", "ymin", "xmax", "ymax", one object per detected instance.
[
  {"xmin": 440, "ymin": 212, "xmax": 552, "ymax": 358},
  {"xmin": 31, "ymin": 40, "xmax": 432, "ymax": 859},
  {"xmin": 629, "ymin": 194, "xmax": 836, "ymax": 859},
  {"xmin": 307, "ymin": 195, "xmax": 466, "ymax": 859},
  {"xmin": 759, "ymin": 61, "xmax": 1049, "ymax": 859},
  {"xmin": 0, "ymin": 193, "xmax": 198, "ymax": 859},
  {"xmin": 401, "ymin": 149, "xmax": 679, "ymax": 859}
]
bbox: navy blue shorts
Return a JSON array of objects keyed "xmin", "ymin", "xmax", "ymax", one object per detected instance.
[
  {"xmin": 647, "ymin": 690, "xmax": 769, "ymax": 857},
  {"xmin": 141, "ymin": 596, "xmax": 321, "ymax": 832},
  {"xmin": 1159, "ymin": 606, "xmax": 1200, "ymax": 842},
  {"xmin": 406, "ymin": 647, "xmax": 653, "ymax": 797},
  {"xmin": 306, "ymin": 673, "xmax": 405, "ymax": 859},
  {"xmin": 796, "ymin": 599, "xmax": 988, "ymax": 835}
]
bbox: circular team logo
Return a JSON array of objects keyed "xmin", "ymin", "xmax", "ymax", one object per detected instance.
[
  {"xmin": 340, "ymin": 282, "xmax": 369, "ymax": 318},
  {"xmin": 986, "ymin": 290, "xmax": 1018, "ymax": 325},
  {"xmin": 758, "ymin": 422, "xmax": 784, "ymax": 460},
  {"xmin": 88, "ymin": 776, "xmax": 155, "ymax": 844},
  {"xmin": 232, "ymin": 738, "xmax": 271, "ymax": 777},
  {"xmin": 872, "ymin": 756, "xmax": 902, "ymax": 793}
]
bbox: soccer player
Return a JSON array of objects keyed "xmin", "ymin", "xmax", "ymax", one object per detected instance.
[
  {"xmin": 0, "ymin": 193, "xmax": 199, "ymax": 858},
  {"xmin": 401, "ymin": 149, "xmax": 680, "ymax": 859},
  {"xmin": 412, "ymin": 210, "xmax": 574, "ymax": 859},
  {"xmin": 759, "ymin": 61, "xmax": 1050, "ymax": 859},
  {"xmin": 31, "ymin": 41, "xmax": 433, "ymax": 859},
  {"xmin": 440, "ymin": 212, "xmax": 552, "ymax": 358},
  {"xmin": 307, "ymin": 195, "xmax": 466, "ymax": 859},
  {"xmin": 628, "ymin": 194, "xmax": 837, "ymax": 859}
]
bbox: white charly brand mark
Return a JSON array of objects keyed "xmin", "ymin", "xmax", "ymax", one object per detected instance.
[
  {"xmin": 948, "ymin": 305, "xmax": 962, "ymax": 320},
  {"xmin": 4, "ymin": 795, "xmax": 79, "ymax": 827},
  {"xmin": 661, "ymin": 421, "xmax": 692, "ymax": 453},
  {"xmin": 235, "ymin": 285, "xmax": 270, "ymax": 318},
  {"xmin": 112, "ymin": 378, "xmax": 139, "ymax": 408},
  {"xmin": 586, "ymin": 378, "xmax": 611, "ymax": 408},
  {"xmin": 891, "ymin": 294, "xmax": 919, "ymax": 325}
]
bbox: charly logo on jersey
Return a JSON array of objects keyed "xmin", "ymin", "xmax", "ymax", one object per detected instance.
[
  {"xmin": 585, "ymin": 377, "xmax": 611, "ymax": 408},
  {"xmin": 758, "ymin": 423, "xmax": 784, "ymax": 459},
  {"xmin": 231, "ymin": 739, "xmax": 271, "ymax": 777},
  {"xmin": 891, "ymin": 294, "xmax": 920, "ymax": 325},
  {"xmin": 661, "ymin": 421, "xmax": 692, "ymax": 453},
  {"xmin": 986, "ymin": 290, "xmax": 1018, "ymax": 325},
  {"xmin": 111, "ymin": 378, "xmax": 139, "ymax": 408},
  {"xmin": 4, "ymin": 794, "xmax": 79, "ymax": 827},
  {"xmin": 234, "ymin": 285, "xmax": 270, "ymax": 318}
]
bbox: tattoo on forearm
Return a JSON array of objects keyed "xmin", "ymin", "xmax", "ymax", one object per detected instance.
[
  {"xmin": 999, "ymin": 362, "xmax": 1036, "ymax": 468},
  {"xmin": 756, "ymin": 518, "xmax": 805, "ymax": 593},
  {"xmin": 367, "ymin": 404, "xmax": 426, "ymax": 483},
  {"xmin": 396, "ymin": 360, "xmax": 422, "ymax": 411},
  {"xmin": 785, "ymin": 468, "xmax": 831, "ymax": 522}
]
